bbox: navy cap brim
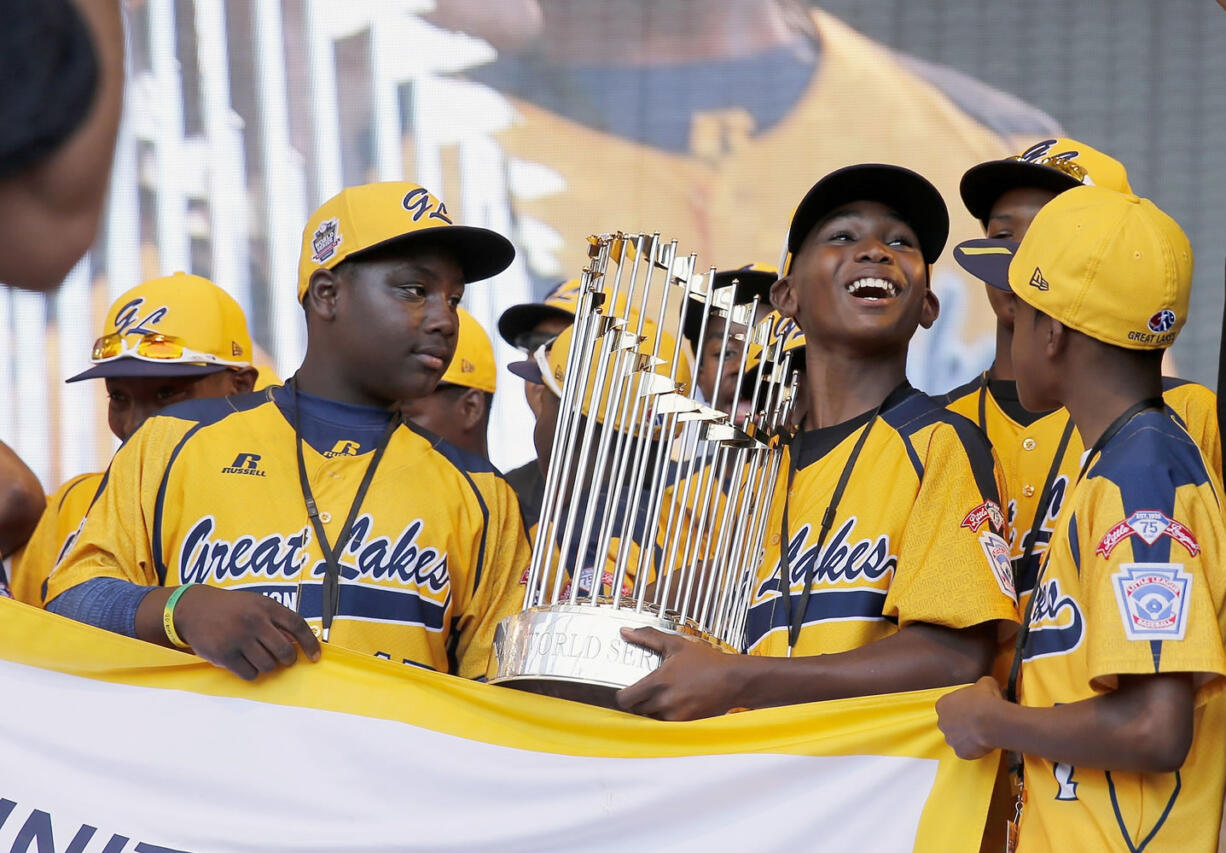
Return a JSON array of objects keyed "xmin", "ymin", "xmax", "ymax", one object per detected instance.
[
  {"xmin": 952, "ymin": 239, "xmax": 1020, "ymax": 292},
  {"xmin": 498, "ymin": 302, "xmax": 574, "ymax": 348},
  {"xmin": 508, "ymin": 358, "xmax": 545, "ymax": 385},
  {"xmin": 66, "ymin": 360, "xmax": 231, "ymax": 383},
  {"xmin": 349, "ymin": 225, "xmax": 516, "ymax": 285},
  {"xmin": 788, "ymin": 164, "xmax": 949, "ymax": 266},
  {"xmin": 959, "ymin": 160, "xmax": 1081, "ymax": 226},
  {"xmin": 681, "ymin": 269, "xmax": 777, "ymax": 346}
]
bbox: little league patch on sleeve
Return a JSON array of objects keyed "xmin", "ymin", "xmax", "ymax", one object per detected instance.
[
  {"xmin": 1111, "ymin": 563, "xmax": 1192, "ymax": 641},
  {"xmin": 979, "ymin": 532, "xmax": 1017, "ymax": 603},
  {"xmin": 961, "ymin": 500, "xmax": 1005, "ymax": 533},
  {"xmin": 1095, "ymin": 510, "xmax": 1200, "ymax": 558}
]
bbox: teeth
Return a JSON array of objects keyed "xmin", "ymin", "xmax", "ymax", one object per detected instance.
[{"xmin": 846, "ymin": 277, "xmax": 897, "ymax": 298}]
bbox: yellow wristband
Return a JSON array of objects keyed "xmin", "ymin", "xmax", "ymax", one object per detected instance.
[{"xmin": 163, "ymin": 584, "xmax": 195, "ymax": 649}]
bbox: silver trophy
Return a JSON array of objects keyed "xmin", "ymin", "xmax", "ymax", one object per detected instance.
[{"xmin": 488, "ymin": 233, "xmax": 796, "ymax": 708}]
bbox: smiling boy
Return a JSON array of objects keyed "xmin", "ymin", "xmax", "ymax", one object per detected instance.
[
  {"xmin": 616, "ymin": 165, "xmax": 1018, "ymax": 720},
  {"xmin": 46, "ymin": 182, "xmax": 532, "ymax": 682}
]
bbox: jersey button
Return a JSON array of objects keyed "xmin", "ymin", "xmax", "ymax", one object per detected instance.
[
  {"xmin": 320, "ymin": 511, "xmax": 333, "ymax": 523},
  {"xmin": 1022, "ymin": 438, "xmax": 1037, "ymax": 451},
  {"xmin": 1022, "ymin": 484, "xmax": 1036, "ymax": 498}
]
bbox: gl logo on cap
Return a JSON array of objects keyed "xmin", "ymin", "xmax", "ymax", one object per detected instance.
[
  {"xmin": 402, "ymin": 187, "xmax": 454, "ymax": 225},
  {"xmin": 1148, "ymin": 309, "xmax": 1177, "ymax": 333}
]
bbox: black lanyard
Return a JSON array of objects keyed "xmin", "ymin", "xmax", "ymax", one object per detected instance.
[
  {"xmin": 290, "ymin": 378, "xmax": 400, "ymax": 642},
  {"xmin": 1004, "ymin": 396, "xmax": 1163, "ymax": 780},
  {"xmin": 777, "ymin": 393, "xmax": 893, "ymax": 650}
]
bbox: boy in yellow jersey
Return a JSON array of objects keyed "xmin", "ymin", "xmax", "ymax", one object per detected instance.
[
  {"xmin": 943, "ymin": 138, "xmax": 1220, "ymax": 607},
  {"xmin": 46, "ymin": 182, "xmax": 532, "ymax": 682},
  {"xmin": 401, "ymin": 306, "xmax": 498, "ymax": 460},
  {"xmin": 8, "ymin": 272, "xmax": 261, "ymax": 606},
  {"xmin": 937, "ymin": 186, "xmax": 1226, "ymax": 851},
  {"xmin": 616, "ymin": 164, "xmax": 1018, "ymax": 721}
]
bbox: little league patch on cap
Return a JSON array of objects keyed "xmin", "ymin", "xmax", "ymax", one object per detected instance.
[
  {"xmin": 68, "ymin": 272, "xmax": 254, "ymax": 383},
  {"xmin": 786, "ymin": 164, "xmax": 950, "ymax": 268},
  {"xmin": 952, "ymin": 239, "xmax": 1019, "ymax": 292},
  {"xmin": 960, "ymin": 137, "xmax": 1133, "ymax": 225},
  {"xmin": 1008, "ymin": 185, "xmax": 1193, "ymax": 350},
  {"xmin": 297, "ymin": 182, "xmax": 515, "ymax": 302},
  {"xmin": 440, "ymin": 307, "xmax": 497, "ymax": 394}
]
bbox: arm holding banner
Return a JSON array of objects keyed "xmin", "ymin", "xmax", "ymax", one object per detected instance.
[
  {"xmin": 936, "ymin": 673, "xmax": 1194, "ymax": 773},
  {"xmin": 46, "ymin": 415, "xmax": 319, "ymax": 680}
]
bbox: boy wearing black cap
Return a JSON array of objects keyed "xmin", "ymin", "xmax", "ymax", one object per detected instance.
[{"xmin": 617, "ymin": 165, "xmax": 1018, "ymax": 720}]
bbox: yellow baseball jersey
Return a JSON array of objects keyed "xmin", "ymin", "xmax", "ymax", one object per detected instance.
[
  {"xmin": 8, "ymin": 471, "xmax": 102, "ymax": 606},
  {"xmin": 46, "ymin": 387, "xmax": 531, "ymax": 678},
  {"xmin": 745, "ymin": 386, "xmax": 1019, "ymax": 656},
  {"xmin": 944, "ymin": 376, "xmax": 1221, "ymax": 604},
  {"xmin": 1017, "ymin": 410, "xmax": 1226, "ymax": 852}
]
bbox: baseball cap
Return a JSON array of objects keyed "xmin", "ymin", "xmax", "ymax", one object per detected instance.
[
  {"xmin": 745, "ymin": 310, "xmax": 806, "ymax": 374},
  {"xmin": 67, "ymin": 272, "xmax": 254, "ymax": 383},
  {"xmin": 1007, "ymin": 185, "xmax": 1193, "ymax": 350},
  {"xmin": 785, "ymin": 164, "xmax": 950, "ymax": 269},
  {"xmin": 681, "ymin": 264, "xmax": 777, "ymax": 347},
  {"xmin": 509, "ymin": 316, "xmax": 692, "ymax": 433},
  {"xmin": 952, "ymin": 239, "xmax": 1019, "ymax": 292},
  {"xmin": 497, "ymin": 278, "xmax": 582, "ymax": 348},
  {"xmin": 440, "ymin": 307, "xmax": 497, "ymax": 394},
  {"xmin": 297, "ymin": 182, "xmax": 515, "ymax": 302},
  {"xmin": 960, "ymin": 137, "xmax": 1133, "ymax": 226}
]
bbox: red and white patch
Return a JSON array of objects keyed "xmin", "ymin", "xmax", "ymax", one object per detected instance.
[
  {"xmin": 961, "ymin": 500, "xmax": 1005, "ymax": 533},
  {"xmin": 1095, "ymin": 510, "xmax": 1200, "ymax": 558}
]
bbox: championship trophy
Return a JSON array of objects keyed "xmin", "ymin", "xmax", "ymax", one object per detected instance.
[{"xmin": 488, "ymin": 233, "xmax": 797, "ymax": 708}]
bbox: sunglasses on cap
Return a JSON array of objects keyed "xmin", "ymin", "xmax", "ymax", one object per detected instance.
[
  {"xmin": 1006, "ymin": 152, "xmax": 1088, "ymax": 183},
  {"xmin": 513, "ymin": 329, "xmax": 562, "ymax": 355},
  {"xmin": 90, "ymin": 331, "xmax": 248, "ymax": 368}
]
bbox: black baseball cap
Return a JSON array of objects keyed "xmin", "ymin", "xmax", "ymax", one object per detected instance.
[
  {"xmin": 786, "ymin": 164, "xmax": 950, "ymax": 268},
  {"xmin": 681, "ymin": 265, "xmax": 777, "ymax": 346}
]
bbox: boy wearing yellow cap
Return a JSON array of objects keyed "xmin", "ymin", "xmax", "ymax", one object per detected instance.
[
  {"xmin": 943, "ymin": 138, "xmax": 1219, "ymax": 607},
  {"xmin": 936, "ymin": 186, "xmax": 1226, "ymax": 851},
  {"xmin": 9, "ymin": 272, "xmax": 260, "ymax": 606},
  {"xmin": 46, "ymin": 182, "xmax": 532, "ymax": 683},
  {"xmin": 401, "ymin": 306, "xmax": 498, "ymax": 459},
  {"xmin": 616, "ymin": 165, "xmax": 1018, "ymax": 720}
]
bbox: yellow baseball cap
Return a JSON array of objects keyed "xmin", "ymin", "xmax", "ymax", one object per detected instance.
[
  {"xmin": 960, "ymin": 137, "xmax": 1133, "ymax": 226},
  {"xmin": 297, "ymin": 182, "xmax": 515, "ymax": 302},
  {"xmin": 496, "ymin": 278, "xmax": 583, "ymax": 348},
  {"xmin": 68, "ymin": 272, "xmax": 254, "ymax": 382},
  {"xmin": 440, "ymin": 307, "xmax": 497, "ymax": 394},
  {"xmin": 1007, "ymin": 185, "xmax": 1193, "ymax": 350},
  {"xmin": 509, "ymin": 316, "xmax": 692, "ymax": 433}
]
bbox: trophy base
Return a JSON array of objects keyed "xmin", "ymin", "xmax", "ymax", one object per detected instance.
[{"xmin": 488, "ymin": 604, "xmax": 733, "ymax": 710}]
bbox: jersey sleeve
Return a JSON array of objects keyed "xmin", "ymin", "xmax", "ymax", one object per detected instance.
[
  {"xmin": 1078, "ymin": 476, "xmax": 1226, "ymax": 703},
  {"xmin": 44, "ymin": 418, "xmax": 192, "ymax": 602},
  {"xmin": 452, "ymin": 474, "xmax": 533, "ymax": 679},
  {"xmin": 884, "ymin": 421, "xmax": 1020, "ymax": 630},
  {"xmin": 1165, "ymin": 383, "xmax": 1222, "ymax": 483},
  {"xmin": 8, "ymin": 472, "xmax": 101, "ymax": 605}
]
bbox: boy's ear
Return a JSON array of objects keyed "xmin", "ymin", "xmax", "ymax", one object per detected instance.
[
  {"xmin": 1046, "ymin": 316, "xmax": 1068, "ymax": 359},
  {"xmin": 306, "ymin": 268, "xmax": 341, "ymax": 322},
  {"xmin": 770, "ymin": 276, "xmax": 798, "ymax": 318},
  {"xmin": 918, "ymin": 284, "xmax": 940, "ymax": 330},
  {"xmin": 458, "ymin": 387, "xmax": 488, "ymax": 431}
]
